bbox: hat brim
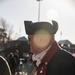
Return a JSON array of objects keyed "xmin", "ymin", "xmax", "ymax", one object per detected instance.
[{"xmin": 24, "ymin": 21, "xmax": 58, "ymax": 35}]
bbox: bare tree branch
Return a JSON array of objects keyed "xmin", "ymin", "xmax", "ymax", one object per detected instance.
[{"xmin": 0, "ymin": 17, "xmax": 14, "ymax": 40}]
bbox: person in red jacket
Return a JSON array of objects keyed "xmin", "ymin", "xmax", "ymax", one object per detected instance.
[{"xmin": 24, "ymin": 20, "xmax": 75, "ymax": 75}]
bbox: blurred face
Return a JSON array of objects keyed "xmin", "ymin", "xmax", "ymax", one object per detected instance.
[{"xmin": 28, "ymin": 30, "xmax": 54, "ymax": 55}]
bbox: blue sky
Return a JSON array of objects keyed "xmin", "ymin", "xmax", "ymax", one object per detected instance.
[{"xmin": 0, "ymin": 0, "xmax": 75, "ymax": 44}]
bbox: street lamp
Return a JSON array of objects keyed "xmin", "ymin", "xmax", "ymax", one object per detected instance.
[
  {"xmin": 37, "ymin": 0, "xmax": 42, "ymax": 1},
  {"xmin": 37, "ymin": 0, "xmax": 43, "ymax": 22}
]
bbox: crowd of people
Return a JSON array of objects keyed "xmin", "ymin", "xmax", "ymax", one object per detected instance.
[
  {"xmin": 0, "ymin": 20, "xmax": 75, "ymax": 75},
  {"xmin": 6, "ymin": 50, "xmax": 34, "ymax": 75}
]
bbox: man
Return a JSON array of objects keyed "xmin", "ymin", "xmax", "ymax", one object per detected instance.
[
  {"xmin": 7, "ymin": 52, "xmax": 16, "ymax": 75},
  {"xmin": 0, "ymin": 55, "xmax": 11, "ymax": 75},
  {"xmin": 13, "ymin": 50, "xmax": 20, "ymax": 73},
  {"xmin": 24, "ymin": 20, "xmax": 75, "ymax": 75}
]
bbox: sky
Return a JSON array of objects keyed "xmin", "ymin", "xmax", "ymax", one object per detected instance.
[{"xmin": 0, "ymin": 0, "xmax": 75, "ymax": 44}]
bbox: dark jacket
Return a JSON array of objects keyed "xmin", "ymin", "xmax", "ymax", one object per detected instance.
[
  {"xmin": 7, "ymin": 54, "xmax": 16, "ymax": 74},
  {"xmin": 37, "ymin": 41, "xmax": 75, "ymax": 75},
  {"xmin": 0, "ymin": 55, "xmax": 11, "ymax": 75}
]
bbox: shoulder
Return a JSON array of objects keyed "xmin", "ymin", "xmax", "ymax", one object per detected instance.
[
  {"xmin": 54, "ymin": 49, "xmax": 75, "ymax": 59},
  {"xmin": 46, "ymin": 50, "xmax": 75, "ymax": 74},
  {"xmin": 0, "ymin": 55, "xmax": 10, "ymax": 67},
  {"xmin": 0, "ymin": 55, "xmax": 6, "ymax": 63},
  {"xmin": 48, "ymin": 49, "xmax": 75, "ymax": 65},
  {"xmin": 0, "ymin": 56, "xmax": 11, "ymax": 75}
]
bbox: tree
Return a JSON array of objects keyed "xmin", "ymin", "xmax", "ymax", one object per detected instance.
[
  {"xmin": 0, "ymin": 28, "xmax": 7, "ymax": 49},
  {"xmin": 0, "ymin": 17, "xmax": 13, "ymax": 41}
]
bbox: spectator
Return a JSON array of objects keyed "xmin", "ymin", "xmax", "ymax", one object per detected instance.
[
  {"xmin": 7, "ymin": 52, "xmax": 16, "ymax": 75},
  {"xmin": 13, "ymin": 50, "xmax": 20, "ymax": 70},
  {"xmin": 13, "ymin": 50, "xmax": 20, "ymax": 74}
]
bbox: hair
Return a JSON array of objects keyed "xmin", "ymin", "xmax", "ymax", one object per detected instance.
[{"xmin": 14, "ymin": 50, "xmax": 19, "ymax": 53}]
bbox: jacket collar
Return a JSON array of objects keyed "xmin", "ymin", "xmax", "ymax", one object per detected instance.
[{"xmin": 41, "ymin": 41, "xmax": 60, "ymax": 63}]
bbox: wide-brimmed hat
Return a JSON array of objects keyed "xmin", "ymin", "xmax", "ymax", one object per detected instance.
[{"xmin": 24, "ymin": 20, "xmax": 58, "ymax": 35}]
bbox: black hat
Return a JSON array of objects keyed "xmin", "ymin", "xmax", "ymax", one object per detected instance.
[{"xmin": 24, "ymin": 20, "xmax": 58, "ymax": 35}]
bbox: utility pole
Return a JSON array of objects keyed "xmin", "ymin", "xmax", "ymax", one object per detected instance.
[{"xmin": 37, "ymin": 0, "xmax": 43, "ymax": 22}]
